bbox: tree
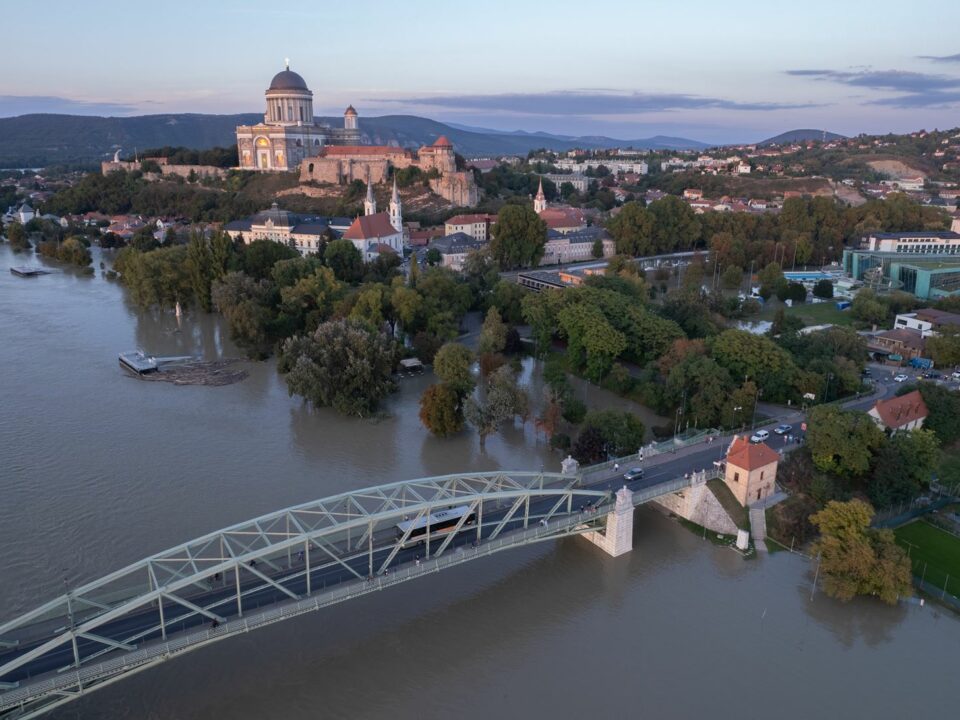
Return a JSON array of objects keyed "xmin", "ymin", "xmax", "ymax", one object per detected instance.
[
  {"xmin": 591, "ymin": 237, "xmax": 604, "ymax": 259},
  {"xmin": 806, "ymin": 405, "xmax": 885, "ymax": 477},
  {"xmin": 581, "ymin": 409, "xmax": 644, "ymax": 457},
  {"xmin": 757, "ymin": 262, "xmax": 786, "ymax": 300},
  {"xmin": 6, "ymin": 222, "xmax": 30, "ymax": 252},
  {"xmin": 186, "ymin": 232, "xmax": 214, "ymax": 311},
  {"xmin": 212, "ymin": 272, "xmax": 275, "ymax": 359},
  {"xmin": 324, "ymin": 239, "xmax": 364, "ymax": 283},
  {"xmin": 490, "ymin": 204, "xmax": 547, "ymax": 269},
  {"xmin": 850, "ymin": 289, "xmax": 888, "ymax": 326},
  {"xmin": 810, "ymin": 500, "xmax": 912, "ymax": 605},
  {"xmin": 279, "ymin": 319, "xmax": 398, "ymax": 417},
  {"xmin": 710, "ymin": 329, "xmax": 799, "ymax": 402},
  {"xmin": 425, "ymin": 248, "xmax": 442, "ymax": 266},
  {"xmin": 648, "ymin": 195, "xmax": 701, "ymax": 252},
  {"xmin": 419, "ymin": 383, "xmax": 464, "ymax": 437},
  {"xmin": 478, "ymin": 306, "xmax": 507, "ymax": 356},
  {"xmin": 57, "ymin": 237, "xmax": 92, "ymax": 266},
  {"xmin": 721, "ymin": 265, "xmax": 743, "ymax": 290},
  {"xmin": 813, "ymin": 278, "xmax": 834, "ymax": 299},
  {"xmin": 241, "ymin": 239, "xmax": 300, "ymax": 281},
  {"xmin": 558, "ymin": 302, "xmax": 627, "ymax": 381},
  {"xmin": 606, "ymin": 201, "xmax": 654, "ymax": 256},
  {"xmin": 916, "ymin": 382, "xmax": 960, "ymax": 444},
  {"xmin": 464, "ymin": 365, "xmax": 528, "ymax": 449},
  {"xmin": 926, "ymin": 326, "xmax": 960, "ymax": 368},
  {"xmin": 433, "ymin": 342, "xmax": 475, "ymax": 396}
]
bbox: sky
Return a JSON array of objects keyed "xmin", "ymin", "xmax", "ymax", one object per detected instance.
[{"xmin": 2, "ymin": 0, "xmax": 959, "ymax": 144}]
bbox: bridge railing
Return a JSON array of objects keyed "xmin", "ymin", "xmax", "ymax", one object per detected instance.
[{"xmin": 0, "ymin": 502, "xmax": 613, "ymax": 713}]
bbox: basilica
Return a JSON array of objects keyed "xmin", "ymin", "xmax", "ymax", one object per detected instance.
[
  {"xmin": 236, "ymin": 64, "xmax": 480, "ymax": 207},
  {"xmin": 235, "ymin": 63, "xmax": 360, "ymax": 171}
]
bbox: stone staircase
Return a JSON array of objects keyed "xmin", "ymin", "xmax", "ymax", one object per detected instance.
[{"xmin": 749, "ymin": 506, "xmax": 767, "ymax": 552}]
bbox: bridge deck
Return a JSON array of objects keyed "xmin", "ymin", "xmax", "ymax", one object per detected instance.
[{"xmin": 0, "ymin": 464, "xmax": 718, "ymax": 719}]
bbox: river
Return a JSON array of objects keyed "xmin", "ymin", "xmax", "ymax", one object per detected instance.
[{"xmin": 0, "ymin": 244, "xmax": 955, "ymax": 718}]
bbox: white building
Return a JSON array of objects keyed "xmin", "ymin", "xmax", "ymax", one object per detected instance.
[
  {"xmin": 861, "ymin": 231, "xmax": 960, "ymax": 253},
  {"xmin": 444, "ymin": 213, "xmax": 496, "ymax": 241},
  {"xmin": 543, "ymin": 173, "xmax": 590, "ymax": 192},
  {"xmin": 554, "ymin": 159, "xmax": 648, "ymax": 175}
]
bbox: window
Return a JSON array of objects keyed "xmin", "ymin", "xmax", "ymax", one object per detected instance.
[
  {"xmin": 760, "ymin": 471, "xmax": 764, "ymax": 480},
  {"xmin": 733, "ymin": 472, "xmax": 740, "ymax": 483},
  {"xmin": 300, "ymin": 106, "xmax": 304, "ymax": 122}
]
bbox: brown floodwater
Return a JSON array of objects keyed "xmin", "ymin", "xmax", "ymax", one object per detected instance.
[{"xmin": 0, "ymin": 245, "xmax": 954, "ymax": 719}]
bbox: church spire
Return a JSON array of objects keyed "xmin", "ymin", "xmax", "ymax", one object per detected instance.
[
  {"xmin": 389, "ymin": 175, "xmax": 402, "ymax": 233},
  {"xmin": 364, "ymin": 171, "xmax": 376, "ymax": 216},
  {"xmin": 534, "ymin": 177, "xmax": 547, "ymax": 213}
]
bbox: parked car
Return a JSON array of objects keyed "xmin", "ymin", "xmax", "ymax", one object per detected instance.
[
  {"xmin": 623, "ymin": 467, "xmax": 644, "ymax": 481},
  {"xmin": 952, "ymin": 370, "xmax": 960, "ymax": 380},
  {"xmin": 773, "ymin": 424, "xmax": 793, "ymax": 435},
  {"xmin": 923, "ymin": 371, "xmax": 942, "ymax": 379},
  {"xmin": 894, "ymin": 374, "xmax": 909, "ymax": 383},
  {"xmin": 750, "ymin": 430, "xmax": 770, "ymax": 443},
  {"xmin": 861, "ymin": 368, "xmax": 872, "ymax": 376}
]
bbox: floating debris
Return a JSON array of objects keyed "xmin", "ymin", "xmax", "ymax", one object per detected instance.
[{"xmin": 135, "ymin": 359, "xmax": 248, "ymax": 386}]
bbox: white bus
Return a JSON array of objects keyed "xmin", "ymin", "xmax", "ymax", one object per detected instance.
[{"xmin": 396, "ymin": 506, "xmax": 475, "ymax": 547}]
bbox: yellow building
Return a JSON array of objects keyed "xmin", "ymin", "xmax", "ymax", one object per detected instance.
[{"xmin": 723, "ymin": 436, "xmax": 779, "ymax": 507}]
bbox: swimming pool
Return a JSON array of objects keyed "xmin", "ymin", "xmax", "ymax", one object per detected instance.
[{"xmin": 783, "ymin": 271, "xmax": 837, "ymax": 282}]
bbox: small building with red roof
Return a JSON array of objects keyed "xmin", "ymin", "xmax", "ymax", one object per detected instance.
[
  {"xmin": 724, "ymin": 435, "xmax": 780, "ymax": 506},
  {"xmin": 868, "ymin": 390, "xmax": 928, "ymax": 434}
]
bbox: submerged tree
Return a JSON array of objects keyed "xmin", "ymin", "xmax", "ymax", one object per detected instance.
[
  {"xmin": 279, "ymin": 318, "xmax": 398, "ymax": 417},
  {"xmin": 810, "ymin": 499, "xmax": 912, "ymax": 605}
]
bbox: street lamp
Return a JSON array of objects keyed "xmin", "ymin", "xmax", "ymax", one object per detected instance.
[
  {"xmin": 733, "ymin": 405, "xmax": 743, "ymax": 432},
  {"xmin": 751, "ymin": 388, "xmax": 763, "ymax": 431}
]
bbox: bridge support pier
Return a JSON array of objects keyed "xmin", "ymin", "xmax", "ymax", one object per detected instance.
[{"xmin": 581, "ymin": 486, "xmax": 633, "ymax": 557}]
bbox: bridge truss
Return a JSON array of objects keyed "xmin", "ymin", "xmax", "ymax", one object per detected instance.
[{"xmin": 0, "ymin": 470, "xmax": 613, "ymax": 719}]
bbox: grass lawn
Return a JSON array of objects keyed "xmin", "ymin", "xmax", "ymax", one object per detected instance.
[
  {"xmin": 707, "ymin": 478, "xmax": 750, "ymax": 530},
  {"xmin": 894, "ymin": 519, "xmax": 960, "ymax": 597},
  {"xmin": 758, "ymin": 299, "xmax": 855, "ymax": 327}
]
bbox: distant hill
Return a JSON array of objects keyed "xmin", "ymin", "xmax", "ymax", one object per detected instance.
[
  {"xmin": 0, "ymin": 112, "xmax": 710, "ymax": 168},
  {"xmin": 759, "ymin": 129, "xmax": 846, "ymax": 146}
]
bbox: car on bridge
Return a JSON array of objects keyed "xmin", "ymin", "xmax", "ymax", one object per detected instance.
[
  {"xmin": 623, "ymin": 467, "xmax": 644, "ymax": 481},
  {"xmin": 773, "ymin": 424, "xmax": 792, "ymax": 435},
  {"xmin": 749, "ymin": 429, "xmax": 770, "ymax": 444}
]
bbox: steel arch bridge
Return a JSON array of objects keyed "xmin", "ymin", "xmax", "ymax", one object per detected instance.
[{"xmin": 0, "ymin": 470, "xmax": 622, "ymax": 719}]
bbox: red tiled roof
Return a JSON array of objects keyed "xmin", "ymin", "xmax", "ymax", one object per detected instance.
[
  {"xmin": 871, "ymin": 390, "xmax": 929, "ymax": 429},
  {"xmin": 446, "ymin": 213, "xmax": 495, "ymax": 225},
  {"xmin": 726, "ymin": 436, "xmax": 780, "ymax": 471},
  {"xmin": 433, "ymin": 136, "xmax": 453, "ymax": 147},
  {"xmin": 538, "ymin": 207, "xmax": 585, "ymax": 229},
  {"xmin": 343, "ymin": 213, "xmax": 399, "ymax": 240},
  {"xmin": 320, "ymin": 146, "xmax": 409, "ymax": 157},
  {"xmin": 374, "ymin": 243, "xmax": 397, "ymax": 254}
]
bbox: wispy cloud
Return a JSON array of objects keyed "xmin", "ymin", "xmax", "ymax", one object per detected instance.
[
  {"xmin": 375, "ymin": 90, "xmax": 818, "ymax": 116},
  {"xmin": 918, "ymin": 53, "xmax": 960, "ymax": 63},
  {"xmin": 786, "ymin": 68, "xmax": 960, "ymax": 108},
  {"xmin": 0, "ymin": 95, "xmax": 140, "ymax": 117}
]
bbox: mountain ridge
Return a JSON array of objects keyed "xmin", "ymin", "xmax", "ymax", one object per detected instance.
[{"xmin": 0, "ymin": 112, "xmax": 709, "ymax": 168}]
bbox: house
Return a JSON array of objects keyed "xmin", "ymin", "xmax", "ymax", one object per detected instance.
[
  {"xmin": 868, "ymin": 390, "xmax": 928, "ymax": 434},
  {"xmin": 537, "ymin": 206, "xmax": 586, "ymax": 234},
  {"xmin": 866, "ymin": 328, "xmax": 926, "ymax": 359},
  {"xmin": 894, "ymin": 308, "xmax": 960, "ymax": 337},
  {"xmin": 443, "ymin": 213, "xmax": 496, "ymax": 242},
  {"xmin": 683, "ymin": 188, "xmax": 703, "ymax": 200},
  {"xmin": 724, "ymin": 435, "xmax": 780, "ymax": 506},
  {"xmin": 17, "ymin": 204, "xmax": 35, "ymax": 224},
  {"xmin": 428, "ymin": 232, "xmax": 483, "ymax": 271},
  {"xmin": 541, "ymin": 227, "xmax": 615, "ymax": 265}
]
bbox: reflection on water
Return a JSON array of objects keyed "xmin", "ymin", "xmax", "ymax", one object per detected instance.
[{"xmin": 0, "ymin": 244, "xmax": 957, "ymax": 719}]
